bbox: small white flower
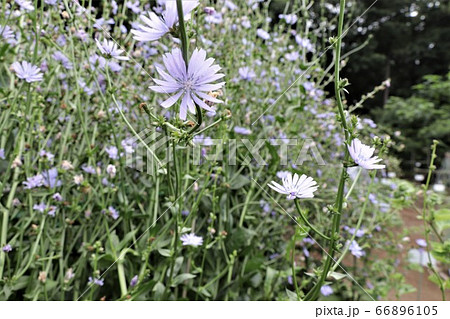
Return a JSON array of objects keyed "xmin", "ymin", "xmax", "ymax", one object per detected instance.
[
  {"xmin": 73, "ymin": 174, "xmax": 84, "ymax": 185},
  {"xmin": 15, "ymin": 0, "xmax": 34, "ymax": 11},
  {"xmin": 268, "ymin": 172, "xmax": 318, "ymax": 200},
  {"xmin": 180, "ymin": 233, "xmax": 203, "ymax": 247},
  {"xmin": 347, "ymin": 138, "xmax": 385, "ymax": 170},
  {"xmin": 95, "ymin": 38, "xmax": 129, "ymax": 61},
  {"xmin": 64, "ymin": 268, "xmax": 74, "ymax": 283},
  {"xmin": 106, "ymin": 164, "xmax": 116, "ymax": 178},
  {"xmin": 257, "ymin": 28, "xmax": 270, "ymax": 40},
  {"xmin": 11, "ymin": 156, "xmax": 23, "ymax": 168},
  {"xmin": 433, "ymin": 183, "xmax": 445, "ymax": 192},
  {"xmin": 61, "ymin": 160, "xmax": 74, "ymax": 170}
]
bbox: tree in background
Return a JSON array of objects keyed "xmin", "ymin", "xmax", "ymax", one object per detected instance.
[
  {"xmin": 373, "ymin": 72, "xmax": 450, "ymax": 174},
  {"xmin": 344, "ymin": 0, "xmax": 450, "ymax": 108}
]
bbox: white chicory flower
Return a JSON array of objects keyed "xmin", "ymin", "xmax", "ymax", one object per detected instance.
[
  {"xmin": 347, "ymin": 138, "xmax": 385, "ymax": 170},
  {"xmin": 268, "ymin": 172, "xmax": 318, "ymax": 200}
]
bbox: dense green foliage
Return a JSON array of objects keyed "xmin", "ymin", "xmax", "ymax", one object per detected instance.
[{"xmin": 373, "ymin": 73, "xmax": 450, "ymax": 172}]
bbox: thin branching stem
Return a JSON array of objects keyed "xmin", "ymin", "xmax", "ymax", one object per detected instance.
[
  {"xmin": 422, "ymin": 140, "xmax": 446, "ymax": 301},
  {"xmin": 305, "ymin": 0, "xmax": 349, "ymax": 301}
]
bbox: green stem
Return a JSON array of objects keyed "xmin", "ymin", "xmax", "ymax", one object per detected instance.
[
  {"xmin": 172, "ymin": 142, "xmax": 180, "ymax": 198},
  {"xmin": 176, "ymin": 0, "xmax": 189, "ymax": 65},
  {"xmin": 103, "ymin": 67, "xmax": 163, "ymax": 169},
  {"xmin": 165, "ymin": 216, "xmax": 179, "ymax": 298},
  {"xmin": 169, "ymin": 7, "xmax": 187, "ymax": 293},
  {"xmin": 239, "ymin": 188, "xmax": 253, "ymax": 228},
  {"xmin": 199, "ymin": 263, "xmax": 230, "ymax": 292},
  {"xmin": 164, "ymin": 127, "xmax": 175, "ymax": 197},
  {"xmin": 294, "ymin": 200, "xmax": 331, "ymax": 241},
  {"xmin": 332, "ymin": 173, "xmax": 375, "ymax": 272},
  {"xmin": 305, "ymin": 0, "xmax": 349, "ymax": 300},
  {"xmin": 188, "ymin": 104, "xmax": 203, "ymax": 135},
  {"xmin": 422, "ymin": 140, "xmax": 446, "ymax": 301},
  {"xmin": 175, "ymin": 0, "xmax": 203, "ymax": 134},
  {"xmin": 193, "ymin": 116, "xmax": 224, "ymax": 136},
  {"xmin": 0, "ymin": 89, "xmax": 28, "ymax": 279},
  {"xmin": 15, "ymin": 216, "xmax": 46, "ymax": 279},
  {"xmin": 291, "ymin": 236, "xmax": 301, "ymax": 300},
  {"xmin": 111, "ymin": 94, "xmax": 163, "ymax": 168},
  {"xmin": 345, "ymin": 168, "xmax": 362, "ymax": 200},
  {"xmin": 117, "ymin": 260, "xmax": 127, "ymax": 297}
]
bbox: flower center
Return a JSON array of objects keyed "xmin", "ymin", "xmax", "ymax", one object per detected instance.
[
  {"xmin": 356, "ymin": 152, "xmax": 368, "ymax": 163},
  {"xmin": 183, "ymin": 79, "xmax": 194, "ymax": 91}
]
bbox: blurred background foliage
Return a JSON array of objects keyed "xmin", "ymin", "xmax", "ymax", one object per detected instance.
[{"xmin": 373, "ymin": 73, "xmax": 450, "ymax": 176}]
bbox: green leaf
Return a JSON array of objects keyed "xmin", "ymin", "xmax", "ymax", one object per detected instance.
[
  {"xmin": 431, "ymin": 241, "xmax": 450, "ymax": 263},
  {"xmin": 173, "ymin": 256, "xmax": 184, "ymax": 276},
  {"xmin": 328, "ymin": 272, "xmax": 347, "ymax": 281},
  {"xmin": 398, "ymin": 283, "xmax": 416, "ymax": 296},
  {"xmin": 428, "ymin": 274, "xmax": 450, "ymax": 289},
  {"xmin": 117, "ymin": 229, "xmax": 138, "ymax": 251},
  {"xmin": 285, "ymin": 288, "xmax": 298, "ymax": 301},
  {"xmin": 250, "ymin": 272, "xmax": 262, "ymax": 288},
  {"xmin": 194, "ymin": 286, "xmax": 212, "ymax": 298},
  {"xmin": 153, "ymin": 282, "xmax": 165, "ymax": 300},
  {"xmin": 129, "ymin": 279, "xmax": 155, "ymax": 298},
  {"xmin": 227, "ymin": 227, "xmax": 256, "ymax": 251},
  {"xmin": 406, "ymin": 262, "xmax": 424, "ymax": 273},
  {"xmin": 230, "ymin": 174, "xmax": 250, "ymax": 190},
  {"xmin": 172, "ymin": 273, "xmax": 196, "ymax": 287},
  {"xmin": 434, "ymin": 209, "xmax": 450, "ymax": 232},
  {"xmin": 43, "ymin": 280, "xmax": 58, "ymax": 292},
  {"xmin": 244, "ymin": 255, "xmax": 265, "ymax": 273},
  {"xmin": 157, "ymin": 248, "xmax": 171, "ymax": 257},
  {"xmin": 11, "ymin": 276, "xmax": 30, "ymax": 291},
  {"xmin": 97, "ymin": 253, "xmax": 116, "ymax": 268},
  {"xmin": 434, "ymin": 209, "xmax": 450, "ymax": 221},
  {"xmin": 264, "ymin": 267, "xmax": 278, "ymax": 298},
  {"xmin": 106, "ymin": 231, "xmax": 120, "ymax": 254},
  {"xmin": 3, "ymin": 286, "xmax": 11, "ymax": 299},
  {"xmin": 265, "ymin": 142, "xmax": 280, "ymax": 174}
]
